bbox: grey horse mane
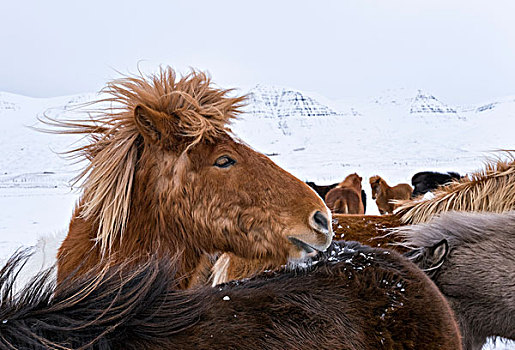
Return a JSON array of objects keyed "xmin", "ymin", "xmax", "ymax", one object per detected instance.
[{"xmin": 396, "ymin": 210, "xmax": 515, "ymax": 249}]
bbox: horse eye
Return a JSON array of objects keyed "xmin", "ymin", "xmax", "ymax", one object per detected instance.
[{"xmin": 214, "ymin": 155, "xmax": 236, "ymax": 168}]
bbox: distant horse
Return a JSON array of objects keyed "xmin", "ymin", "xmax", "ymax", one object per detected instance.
[
  {"xmin": 369, "ymin": 175, "xmax": 412, "ymax": 214},
  {"xmin": 398, "ymin": 158, "xmax": 515, "ymax": 224},
  {"xmin": 307, "ymin": 180, "xmax": 367, "ymax": 213},
  {"xmin": 0, "ymin": 243, "xmax": 462, "ymax": 349},
  {"xmin": 401, "ymin": 211, "xmax": 515, "ymax": 350},
  {"xmin": 52, "ymin": 68, "xmax": 332, "ymax": 289},
  {"xmin": 325, "ymin": 173, "xmax": 364, "ymax": 214},
  {"xmin": 210, "ymin": 214, "xmax": 407, "ymax": 285},
  {"xmin": 411, "ymin": 171, "xmax": 461, "ymax": 197}
]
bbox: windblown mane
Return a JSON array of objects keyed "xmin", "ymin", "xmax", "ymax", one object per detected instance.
[
  {"xmin": 397, "ymin": 157, "xmax": 515, "ymax": 224},
  {"xmin": 46, "ymin": 68, "xmax": 246, "ymax": 254}
]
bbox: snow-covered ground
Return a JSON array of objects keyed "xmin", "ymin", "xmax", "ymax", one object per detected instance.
[{"xmin": 0, "ymin": 87, "xmax": 513, "ymax": 349}]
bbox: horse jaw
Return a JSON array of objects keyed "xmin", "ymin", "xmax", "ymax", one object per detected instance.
[{"xmin": 285, "ymin": 210, "xmax": 334, "ymax": 259}]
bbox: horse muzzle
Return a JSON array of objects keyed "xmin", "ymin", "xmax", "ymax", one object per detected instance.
[{"xmin": 287, "ymin": 210, "xmax": 333, "ymax": 255}]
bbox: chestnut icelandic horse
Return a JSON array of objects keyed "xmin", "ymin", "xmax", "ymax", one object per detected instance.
[
  {"xmin": 307, "ymin": 180, "xmax": 367, "ymax": 213},
  {"xmin": 369, "ymin": 175, "xmax": 412, "ymax": 214},
  {"xmin": 53, "ymin": 68, "xmax": 332, "ymax": 289},
  {"xmin": 325, "ymin": 173, "xmax": 364, "ymax": 214},
  {"xmin": 0, "ymin": 242, "xmax": 462, "ymax": 349}
]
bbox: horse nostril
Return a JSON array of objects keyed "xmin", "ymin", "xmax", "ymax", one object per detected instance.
[{"xmin": 313, "ymin": 211, "xmax": 329, "ymax": 232}]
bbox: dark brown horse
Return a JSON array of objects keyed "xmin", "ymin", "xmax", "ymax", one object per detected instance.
[
  {"xmin": 370, "ymin": 175, "xmax": 413, "ymax": 214},
  {"xmin": 325, "ymin": 173, "xmax": 365, "ymax": 214},
  {"xmin": 52, "ymin": 68, "xmax": 332, "ymax": 289},
  {"xmin": 0, "ymin": 243, "xmax": 462, "ymax": 349}
]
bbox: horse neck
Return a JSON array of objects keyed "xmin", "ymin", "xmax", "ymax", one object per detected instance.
[
  {"xmin": 121, "ymin": 182, "xmax": 207, "ymax": 288},
  {"xmin": 379, "ymin": 179, "xmax": 392, "ymax": 197},
  {"xmin": 68, "ymin": 183, "xmax": 207, "ymax": 289}
]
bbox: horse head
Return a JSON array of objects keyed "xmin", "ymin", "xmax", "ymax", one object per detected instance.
[
  {"xmin": 369, "ymin": 175, "xmax": 382, "ymax": 200},
  {"xmin": 343, "ymin": 173, "xmax": 363, "ymax": 191},
  {"xmin": 133, "ymin": 103, "xmax": 334, "ymax": 261},
  {"xmin": 57, "ymin": 68, "xmax": 333, "ymax": 287}
]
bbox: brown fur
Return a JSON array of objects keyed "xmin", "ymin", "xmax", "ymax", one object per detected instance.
[
  {"xmin": 325, "ymin": 173, "xmax": 364, "ymax": 214},
  {"xmin": 1, "ymin": 243, "xmax": 462, "ymax": 349},
  {"xmin": 211, "ymin": 214, "xmax": 407, "ymax": 285},
  {"xmin": 398, "ymin": 158, "xmax": 515, "ymax": 224},
  {"xmin": 369, "ymin": 175, "xmax": 413, "ymax": 214},
  {"xmin": 332, "ymin": 214, "xmax": 407, "ymax": 252},
  {"xmin": 53, "ymin": 67, "xmax": 332, "ymax": 289}
]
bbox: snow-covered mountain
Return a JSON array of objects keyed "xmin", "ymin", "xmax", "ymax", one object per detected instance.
[
  {"xmin": 245, "ymin": 85, "xmax": 339, "ymax": 118},
  {"xmin": 409, "ymin": 90, "xmax": 457, "ymax": 115}
]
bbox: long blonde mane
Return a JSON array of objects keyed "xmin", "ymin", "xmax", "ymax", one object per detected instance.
[
  {"xmin": 397, "ymin": 157, "xmax": 515, "ymax": 224},
  {"xmin": 48, "ymin": 67, "xmax": 246, "ymax": 255}
]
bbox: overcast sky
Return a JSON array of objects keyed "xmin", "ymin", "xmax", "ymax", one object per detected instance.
[{"xmin": 1, "ymin": 0, "xmax": 515, "ymax": 104}]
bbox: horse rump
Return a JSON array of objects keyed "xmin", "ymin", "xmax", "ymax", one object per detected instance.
[{"xmin": 325, "ymin": 188, "xmax": 364, "ymax": 214}]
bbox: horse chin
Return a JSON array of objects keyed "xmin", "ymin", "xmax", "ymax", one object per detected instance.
[
  {"xmin": 286, "ymin": 248, "xmax": 318, "ymax": 264},
  {"xmin": 287, "ymin": 233, "xmax": 332, "ymax": 258}
]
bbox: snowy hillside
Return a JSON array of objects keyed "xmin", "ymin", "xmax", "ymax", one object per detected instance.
[
  {"xmin": 0, "ymin": 87, "xmax": 513, "ymax": 349},
  {"xmin": 0, "ymin": 91, "xmax": 95, "ymax": 188}
]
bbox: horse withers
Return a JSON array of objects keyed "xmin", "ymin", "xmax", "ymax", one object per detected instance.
[
  {"xmin": 401, "ymin": 211, "xmax": 515, "ymax": 350},
  {"xmin": 53, "ymin": 68, "xmax": 332, "ymax": 289},
  {"xmin": 0, "ymin": 242, "xmax": 462, "ymax": 349}
]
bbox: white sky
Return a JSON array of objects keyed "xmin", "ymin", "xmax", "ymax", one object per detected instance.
[{"xmin": 1, "ymin": 0, "xmax": 515, "ymax": 104}]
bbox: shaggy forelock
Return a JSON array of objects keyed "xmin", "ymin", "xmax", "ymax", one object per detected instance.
[{"xmin": 46, "ymin": 67, "xmax": 247, "ymax": 255}]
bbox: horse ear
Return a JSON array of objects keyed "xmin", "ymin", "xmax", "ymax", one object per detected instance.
[
  {"xmin": 428, "ymin": 239, "xmax": 449, "ymax": 269},
  {"xmin": 134, "ymin": 104, "xmax": 163, "ymax": 143}
]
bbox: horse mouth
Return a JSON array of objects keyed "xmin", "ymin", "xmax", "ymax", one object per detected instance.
[{"xmin": 288, "ymin": 237, "xmax": 320, "ymax": 254}]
